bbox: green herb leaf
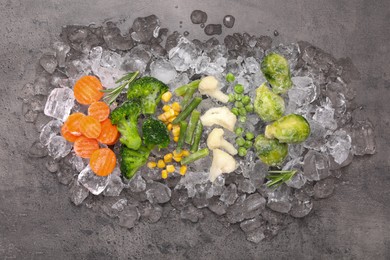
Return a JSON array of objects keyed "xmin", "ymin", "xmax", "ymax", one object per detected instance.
[
  {"xmin": 101, "ymin": 71, "xmax": 139, "ymax": 104},
  {"xmin": 265, "ymin": 170, "xmax": 297, "ymax": 188}
]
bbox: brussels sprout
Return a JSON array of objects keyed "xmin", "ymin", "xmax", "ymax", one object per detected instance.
[
  {"xmin": 265, "ymin": 114, "xmax": 311, "ymax": 143},
  {"xmin": 254, "ymin": 83, "xmax": 285, "ymax": 122},
  {"xmin": 261, "ymin": 53, "xmax": 292, "ymax": 94},
  {"xmin": 254, "ymin": 134, "xmax": 288, "ymax": 166}
]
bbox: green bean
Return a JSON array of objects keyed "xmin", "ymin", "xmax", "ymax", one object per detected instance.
[
  {"xmin": 174, "ymin": 79, "xmax": 201, "ymax": 96},
  {"xmin": 181, "ymin": 86, "xmax": 198, "ymax": 108},
  {"xmin": 181, "ymin": 148, "xmax": 209, "ymax": 165},
  {"xmin": 185, "ymin": 110, "xmax": 201, "ymax": 144},
  {"xmin": 172, "ymin": 97, "xmax": 202, "ymax": 124},
  {"xmin": 190, "ymin": 121, "xmax": 203, "ymax": 153},
  {"xmin": 176, "ymin": 121, "xmax": 188, "ymax": 153}
]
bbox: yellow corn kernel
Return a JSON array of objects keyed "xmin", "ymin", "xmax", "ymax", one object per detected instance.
[
  {"xmin": 158, "ymin": 114, "xmax": 167, "ymax": 122},
  {"xmin": 168, "ymin": 116, "xmax": 176, "ymax": 123},
  {"xmin": 171, "ymin": 102, "xmax": 181, "ymax": 112},
  {"xmin": 147, "ymin": 161, "xmax": 157, "ymax": 169},
  {"xmin": 180, "ymin": 165, "xmax": 187, "ymax": 175},
  {"xmin": 162, "ymin": 105, "xmax": 171, "ymax": 112},
  {"xmin": 172, "ymin": 127, "xmax": 180, "ymax": 137},
  {"xmin": 166, "ymin": 165, "xmax": 175, "ymax": 173},
  {"xmin": 173, "ymin": 156, "xmax": 182, "ymax": 162},
  {"xmin": 161, "ymin": 91, "xmax": 172, "ymax": 103},
  {"xmin": 173, "ymin": 136, "xmax": 179, "ymax": 142},
  {"xmin": 182, "ymin": 150, "xmax": 190, "ymax": 157},
  {"xmin": 157, "ymin": 160, "xmax": 166, "ymax": 169},
  {"xmin": 173, "ymin": 150, "xmax": 182, "ymax": 157},
  {"xmin": 167, "ymin": 123, "xmax": 173, "ymax": 131},
  {"xmin": 161, "ymin": 170, "xmax": 168, "ymax": 179},
  {"xmin": 163, "ymin": 153, "xmax": 173, "ymax": 163},
  {"xmin": 174, "ymin": 110, "xmax": 180, "ymax": 116}
]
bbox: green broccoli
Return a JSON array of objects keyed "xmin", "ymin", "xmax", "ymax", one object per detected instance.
[
  {"xmin": 142, "ymin": 118, "xmax": 170, "ymax": 149},
  {"xmin": 120, "ymin": 145, "xmax": 153, "ymax": 179},
  {"xmin": 110, "ymin": 100, "xmax": 142, "ymax": 150},
  {"xmin": 127, "ymin": 76, "xmax": 169, "ymax": 114}
]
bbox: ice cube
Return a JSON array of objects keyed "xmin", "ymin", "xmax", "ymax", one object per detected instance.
[
  {"xmin": 312, "ymin": 98, "xmax": 337, "ymax": 130},
  {"xmin": 237, "ymin": 178, "xmax": 256, "ymax": 194},
  {"xmin": 131, "ymin": 15, "xmax": 160, "ymax": 43},
  {"xmin": 303, "ymin": 150, "xmax": 331, "ymax": 181},
  {"xmin": 121, "ymin": 45, "xmax": 151, "ymax": 74},
  {"xmin": 289, "ymin": 197, "xmax": 313, "ymax": 218},
  {"xmin": 78, "ymin": 166, "xmax": 111, "ymax": 195},
  {"xmin": 220, "ymin": 183, "xmax": 238, "ymax": 205},
  {"xmin": 102, "ymin": 167, "xmax": 124, "ymax": 196},
  {"xmin": 168, "ymin": 37, "xmax": 199, "ymax": 72},
  {"xmin": 351, "ymin": 120, "xmax": 376, "ymax": 155},
  {"xmin": 127, "ymin": 173, "xmax": 146, "ymax": 193},
  {"xmin": 57, "ymin": 163, "xmax": 75, "ymax": 185},
  {"xmin": 180, "ymin": 204, "xmax": 203, "ymax": 223},
  {"xmin": 326, "ymin": 129, "xmax": 352, "ymax": 165},
  {"xmin": 244, "ymin": 57, "xmax": 260, "ymax": 74},
  {"xmin": 207, "ymin": 197, "xmax": 227, "ymax": 215},
  {"xmin": 145, "ymin": 182, "xmax": 171, "ymax": 204},
  {"xmin": 69, "ymin": 180, "xmax": 89, "ymax": 206},
  {"xmin": 44, "ymin": 87, "xmax": 75, "ymax": 122},
  {"xmin": 313, "ymin": 178, "xmax": 335, "ymax": 199},
  {"xmin": 53, "ymin": 42, "xmax": 70, "ymax": 68},
  {"xmin": 118, "ymin": 206, "xmax": 140, "ymax": 229},
  {"xmin": 47, "ymin": 136, "xmax": 72, "ymax": 159},
  {"xmin": 139, "ymin": 202, "xmax": 163, "ymax": 223},
  {"xmin": 102, "ymin": 198, "xmax": 128, "ymax": 218},
  {"xmin": 39, "ymin": 120, "xmax": 63, "ymax": 146},
  {"xmin": 45, "ymin": 159, "xmax": 59, "ymax": 173},
  {"xmin": 28, "ymin": 140, "xmax": 48, "ymax": 158},
  {"xmin": 266, "ymin": 185, "xmax": 292, "ymax": 213},
  {"xmin": 176, "ymin": 171, "xmax": 209, "ymax": 198},
  {"xmin": 103, "ymin": 22, "xmax": 134, "ymax": 51},
  {"xmin": 150, "ymin": 59, "xmax": 177, "ymax": 84},
  {"xmin": 33, "ymin": 77, "xmax": 50, "ymax": 96},
  {"xmin": 39, "ymin": 53, "xmax": 58, "ymax": 74},
  {"xmin": 226, "ymin": 193, "xmax": 266, "ymax": 223}
]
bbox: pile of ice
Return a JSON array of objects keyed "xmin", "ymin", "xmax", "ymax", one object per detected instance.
[{"xmin": 21, "ymin": 14, "xmax": 375, "ymax": 243}]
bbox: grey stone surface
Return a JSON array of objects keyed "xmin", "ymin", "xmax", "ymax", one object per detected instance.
[{"xmin": 0, "ymin": 0, "xmax": 389, "ymax": 259}]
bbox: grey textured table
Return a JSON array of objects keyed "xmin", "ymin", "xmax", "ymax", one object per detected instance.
[{"xmin": 0, "ymin": 0, "xmax": 389, "ymax": 259}]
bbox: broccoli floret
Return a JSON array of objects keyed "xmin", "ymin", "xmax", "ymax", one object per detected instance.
[
  {"xmin": 110, "ymin": 100, "xmax": 142, "ymax": 150},
  {"xmin": 120, "ymin": 145, "xmax": 152, "ymax": 179},
  {"xmin": 142, "ymin": 118, "xmax": 170, "ymax": 149},
  {"xmin": 127, "ymin": 76, "xmax": 169, "ymax": 114}
]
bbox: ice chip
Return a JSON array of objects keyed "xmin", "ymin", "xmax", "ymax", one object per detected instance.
[
  {"xmin": 220, "ymin": 183, "xmax": 238, "ymax": 205},
  {"xmin": 168, "ymin": 37, "xmax": 199, "ymax": 72},
  {"xmin": 47, "ymin": 136, "xmax": 72, "ymax": 159},
  {"xmin": 150, "ymin": 59, "xmax": 177, "ymax": 84},
  {"xmin": 53, "ymin": 42, "xmax": 70, "ymax": 68},
  {"xmin": 326, "ymin": 129, "xmax": 352, "ymax": 165},
  {"xmin": 145, "ymin": 182, "xmax": 171, "ymax": 204},
  {"xmin": 69, "ymin": 180, "xmax": 89, "ymax": 206},
  {"xmin": 39, "ymin": 119, "xmax": 63, "ymax": 146},
  {"xmin": 118, "ymin": 206, "xmax": 140, "ymax": 229},
  {"xmin": 351, "ymin": 120, "xmax": 376, "ymax": 155},
  {"xmin": 78, "ymin": 166, "xmax": 111, "ymax": 195},
  {"xmin": 44, "ymin": 87, "xmax": 75, "ymax": 122},
  {"xmin": 314, "ymin": 178, "xmax": 335, "ymax": 199},
  {"xmin": 266, "ymin": 185, "xmax": 292, "ymax": 213},
  {"xmin": 103, "ymin": 167, "xmax": 124, "ymax": 196},
  {"xmin": 303, "ymin": 150, "xmax": 331, "ymax": 181},
  {"xmin": 39, "ymin": 53, "xmax": 58, "ymax": 74},
  {"xmin": 180, "ymin": 204, "xmax": 203, "ymax": 223}
]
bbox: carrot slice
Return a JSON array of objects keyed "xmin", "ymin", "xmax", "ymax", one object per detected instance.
[
  {"xmin": 97, "ymin": 119, "xmax": 119, "ymax": 145},
  {"xmin": 88, "ymin": 101, "xmax": 110, "ymax": 122},
  {"xmin": 89, "ymin": 148, "xmax": 116, "ymax": 176},
  {"xmin": 63, "ymin": 112, "xmax": 85, "ymax": 136},
  {"xmin": 74, "ymin": 75, "xmax": 104, "ymax": 105},
  {"xmin": 61, "ymin": 124, "xmax": 80, "ymax": 143},
  {"xmin": 74, "ymin": 136, "xmax": 99, "ymax": 158},
  {"xmin": 79, "ymin": 115, "xmax": 102, "ymax": 139}
]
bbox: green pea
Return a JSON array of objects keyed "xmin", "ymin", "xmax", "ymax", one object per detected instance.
[
  {"xmin": 239, "ymin": 116, "xmax": 247, "ymax": 123},
  {"xmin": 239, "ymin": 107, "xmax": 247, "ymax": 116},
  {"xmin": 235, "ymin": 127, "xmax": 244, "ymax": 136},
  {"xmin": 231, "ymin": 107, "xmax": 239, "ymax": 116},
  {"xmin": 226, "ymin": 73, "xmax": 235, "ymax": 83},
  {"xmin": 235, "ymin": 94, "xmax": 243, "ymax": 101},
  {"xmin": 235, "ymin": 101, "xmax": 243, "ymax": 108},
  {"xmin": 228, "ymin": 93, "xmax": 235, "ymax": 103},
  {"xmin": 245, "ymin": 132, "xmax": 255, "ymax": 141},
  {"xmin": 244, "ymin": 140, "xmax": 253, "ymax": 149},
  {"xmin": 242, "ymin": 95, "xmax": 251, "ymax": 105},
  {"xmin": 234, "ymin": 84, "xmax": 244, "ymax": 94},
  {"xmin": 245, "ymin": 104, "xmax": 254, "ymax": 113},
  {"xmin": 238, "ymin": 147, "xmax": 247, "ymax": 157},
  {"xmin": 236, "ymin": 137, "xmax": 246, "ymax": 147}
]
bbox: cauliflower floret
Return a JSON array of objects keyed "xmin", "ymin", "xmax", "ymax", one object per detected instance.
[
  {"xmin": 200, "ymin": 106, "xmax": 237, "ymax": 132},
  {"xmin": 198, "ymin": 76, "xmax": 229, "ymax": 103}
]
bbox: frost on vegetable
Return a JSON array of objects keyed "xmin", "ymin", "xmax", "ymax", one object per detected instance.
[
  {"xmin": 265, "ymin": 114, "xmax": 311, "ymax": 144},
  {"xmin": 198, "ymin": 76, "xmax": 229, "ymax": 103},
  {"xmin": 209, "ymin": 149, "xmax": 237, "ymax": 182},
  {"xmin": 254, "ymin": 134, "xmax": 288, "ymax": 166},
  {"xmin": 200, "ymin": 106, "xmax": 237, "ymax": 132},
  {"xmin": 261, "ymin": 53, "xmax": 292, "ymax": 94},
  {"xmin": 254, "ymin": 83, "xmax": 285, "ymax": 122}
]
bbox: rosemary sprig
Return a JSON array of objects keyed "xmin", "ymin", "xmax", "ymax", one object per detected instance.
[
  {"xmin": 265, "ymin": 170, "xmax": 297, "ymax": 188},
  {"xmin": 101, "ymin": 71, "xmax": 139, "ymax": 104}
]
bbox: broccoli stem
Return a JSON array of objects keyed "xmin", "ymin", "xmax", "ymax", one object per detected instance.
[
  {"xmin": 190, "ymin": 121, "xmax": 203, "ymax": 153},
  {"xmin": 181, "ymin": 148, "xmax": 209, "ymax": 165},
  {"xmin": 172, "ymin": 97, "xmax": 202, "ymax": 124},
  {"xmin": 174, "ymin": 79, "xmax": 201, "ymax": 96},
  {"xmin": 185, "ymin": 110, "xmax": 201, "ymax": 145},
  {"xmin": 176, "ymin": 121, "xmax": 188, "ymax": 153}
]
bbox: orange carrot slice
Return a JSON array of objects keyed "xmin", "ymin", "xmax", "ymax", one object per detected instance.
[
  {"xmin": 88, "ymin": 101, "xmax": 110, "ymax": 122},
  {"xmin": 79, "ymin": 115, "xmax": 102, "ymax": 139},
  {"xmin": 97, "ymin": 119, "xmax": 119, "ymax": 145},
  {"xmin": 89, "ymin": 148, "xmax": 116, "ymax": 176},
  {"xmin": 61, "ymin": 124, "xmax": 80, "ymax": 143},
  {"xmin": 74, "ymin": 75, "xmax": 104, "ymax": 105},
  {"xmin": 64, "ymin": 112, "xmax": 85, "ymax": 136},
  {"xmin": 74, "ymin": 136, "xmax": 99, "ymax": 158}
]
